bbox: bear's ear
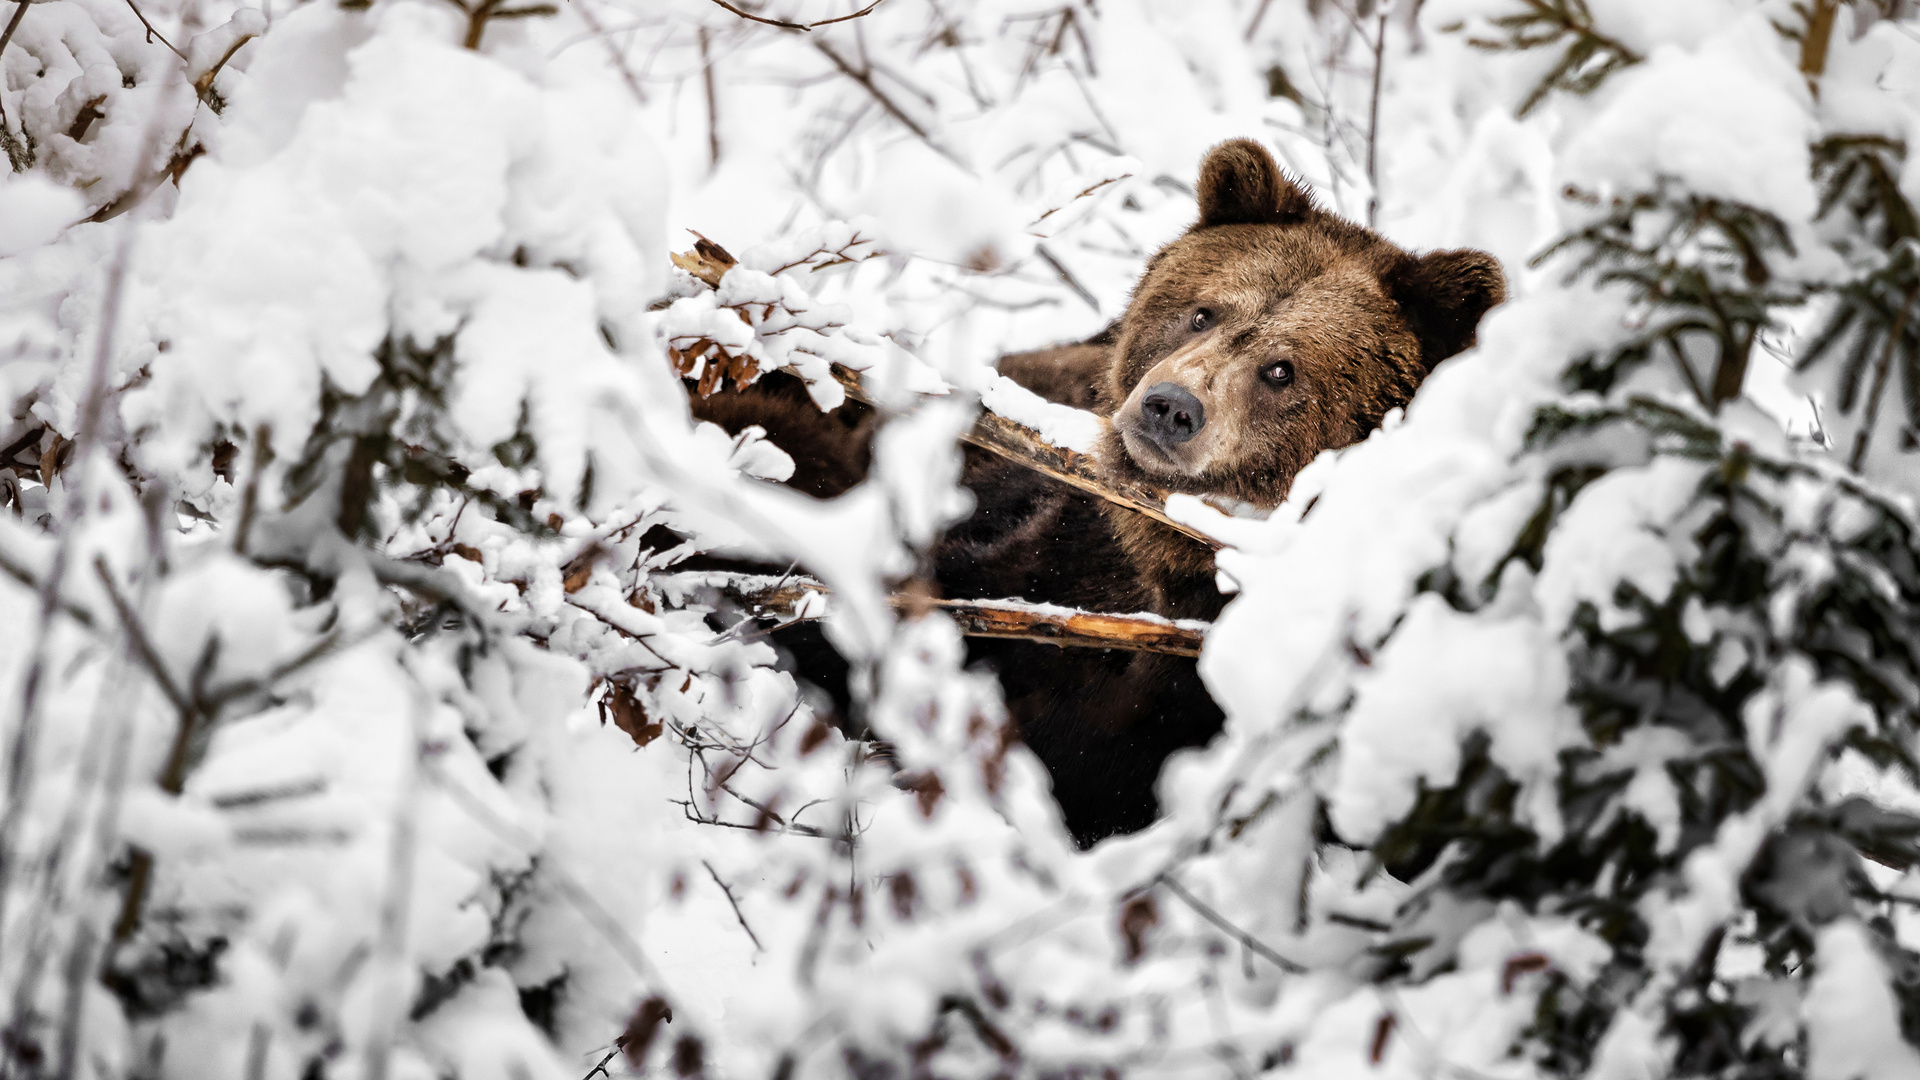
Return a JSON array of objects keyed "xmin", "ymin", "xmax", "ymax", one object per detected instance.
[
  {"xmin": 1196, "ymin": 139, "xmax": 1315, "ymax": 228},
  {"xmin": 1386, "ymin": 248, "xmax": 1508, "ymax": 367}
]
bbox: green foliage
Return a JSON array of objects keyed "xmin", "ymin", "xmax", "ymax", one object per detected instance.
[
  {"xmin": 1382, "ymin": 430, "xmax": 1920, "ymax": 1076},
  {"xmin": 1462, "ymin": 0, "xmax": 1642, "ymax": 117},
  {"xmin": 1800, "ymin": 135, "xmax": 1920, "ymax": 466},
  {"xmin": 1540, "ymin": 185, "xmax": 1804, "ymax": 408}
]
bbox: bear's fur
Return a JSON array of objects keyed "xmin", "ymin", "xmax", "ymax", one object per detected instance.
[{"xmin": 691, "ymin": 139, "xmax": 1505, "ymax": 845}]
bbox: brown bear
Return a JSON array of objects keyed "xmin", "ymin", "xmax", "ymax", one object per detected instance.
[{"xmin": 693, "ymin": 138, "xmax": 1505, "ymax": 846}]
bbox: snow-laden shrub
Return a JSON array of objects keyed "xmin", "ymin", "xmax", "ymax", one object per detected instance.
[{"xmin": 2, "ymin": 0, "xmax": 1920, "ymax": 1077}]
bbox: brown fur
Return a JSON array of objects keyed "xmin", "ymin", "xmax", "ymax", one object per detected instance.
[
  {"xmin": 690, "ymin": 371, "xmax": 876, "ymax": 499},
  {"xmin": 688, "ymin": 138, "xmax": 1506, "ymax": 844},
  {"xmin": 1091, "ymin": 139, "xmax": 1506, "ymax": 616}
]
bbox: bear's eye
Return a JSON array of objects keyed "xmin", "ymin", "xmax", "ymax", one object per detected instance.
[
  {"xmin": 1190, "ymin": 309, "xmax": 1212, "ymax": 332},
  {"xmin": 1261, "ymin": 360, "xmax": 1295, "ymax": 387}
]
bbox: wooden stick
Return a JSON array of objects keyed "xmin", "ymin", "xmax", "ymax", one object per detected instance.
[
  {"xmin": 825, "ymin": 367, "xmax": 1222, "ymax": 550},
  {"xmin": 681, "ymin": 572, "xmax": 1207, "ymax": 658}
]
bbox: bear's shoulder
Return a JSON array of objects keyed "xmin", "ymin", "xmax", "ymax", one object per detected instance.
[{"xmin": 996, "ymin": 342, "xmax": 1114, "ymax": 413}]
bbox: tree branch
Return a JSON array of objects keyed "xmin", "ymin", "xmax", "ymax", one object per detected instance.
[
  {"xmin": 669, "ymin": 237, "xmax": 1226, "ymax": 549},
  {"xmin": 826, "ymin": 366, "xmax": 1223, "ymax": 550},
  {"xmin": 687, "ymin": 571, "xmax": 1208, "ymax": 657}
]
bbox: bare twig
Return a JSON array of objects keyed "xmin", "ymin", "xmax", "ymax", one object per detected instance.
[
  {"xmin": 1155, "ymin": 873, "xmax": 1306, "ymax": 973},
  {"xmin": 699, "ymin": 27, "xmax": 721, "ymax": 170},
  {"xmin": 813, "ymin": 39, "xmax": 957, "ymax": 162},
  {"xmin": 1033, "ymin": 243, "xmax": 1100, "ymax": 312},
  {"xmin": 703, "ymin": 0, "xmax": 890, "ymax": 31},
  {"xmin": 0, "ymin": 159, "xmax": 148, "ymax": 961},
  {"xmin": 582, "ymin": 1046, "xmax": 623, "ymax": 1080},
  {"xmin": 1364, "ymin": 10, "xmax": 1387, "ymax": 228},
  {"xmin": 92, "ymin": 557, "xmax": 192, "ymax": 723},
  {"xmin": 702, "ymin": 860, "xmax": 765, "ymax": 951},
  {"xmin": 704, "ymin": 0, "xmax": 809, "ymax": 30},
  {"xmin": 1243, "ymin": 0, "xmax": 1275, "ymax": 41},
  {"xmin": 123, "ymin": 0, "xmax": 188, "ymax": 61},
  {"xmin": 571, "ymin": 0, "xmax": 648, "ymax": 104},
  {"xmin": 0, "ymin": 2, "xmax": 26, "ymax": 57},
  {"xmin": 233, "ymin": 423, "xmax": 272, "ymax": 555}
]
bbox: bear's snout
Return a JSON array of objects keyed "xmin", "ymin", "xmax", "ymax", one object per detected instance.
[{"xmin": 1136, "ymin": 382, "xmax": 1206, "ymax": 448}]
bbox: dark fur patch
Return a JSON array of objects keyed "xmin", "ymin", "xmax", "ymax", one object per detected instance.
[
  {"xmin": 1384, "ymin": 248, "xmax": 1509, "ymax": 366},
  {"xmin": 1196, "ymin": 138, "xmax": 1316, "ymax": 228}
]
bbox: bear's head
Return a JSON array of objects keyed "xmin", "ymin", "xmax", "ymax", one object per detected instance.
[{"xmin": 1100, "ymin": 139, "xmax": 1506, "ymax": 517}]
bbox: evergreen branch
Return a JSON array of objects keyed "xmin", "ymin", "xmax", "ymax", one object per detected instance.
[{"xmin": 1463, "ymin": 0, "xmax": 1641, "ymax": 117}]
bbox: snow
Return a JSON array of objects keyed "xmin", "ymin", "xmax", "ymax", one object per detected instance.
[
  {"xmin": 1805, "ymin": 920, "xmax": 1920, "ymax": 1080},
  {"xmin": 977, "ymin": 374, "xmax": 1106, "ymax": 453},
  {"xmin": 3, "ymin": 0, "xmax": 1920, "ymax": 1076}
]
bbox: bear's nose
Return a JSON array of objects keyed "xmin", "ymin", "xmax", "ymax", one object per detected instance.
[{"xmin": 1138, "ymin": 382, "xmax": 1206, "ymax": 446}]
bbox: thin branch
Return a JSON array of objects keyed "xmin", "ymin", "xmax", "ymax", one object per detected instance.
[
  {"xmin": 0, "ymin": 2, "xmax": 26, "ymax": 57},
  {"xmin": 703, "ymin": 0, "xmax": 810, "ymax": 30},
  {"xmin": 123, "ymin": 0, "xmax": 188, "ymax": 61},
  {"xmin": 1364, "ymin": 10, "xmax": 1387, "ymax": 228},
  {"xmin": 1850, "ymin": 280, "xmax": 1919, "ymax": 470},
  {"xmin": 1155, "ymin": 873, "xmax": 1306, "ymax": 973},
  {"xmin": 692, "ymin": 571, "xmax": 1208, "ymax": 657},
  {"xmin": 702, "ymin": 860, "xmax": 765, "ymax": 951},
  {"xmin": 1243, "ymin": 0, "xmax": 1275, "ymax": 41},
  {"xmin": 813, "ymin": 39, "xmax": 957, "ymax": 162},
  {"xmin": 92, "ymin": 556, "xmax": 192, "ymax": 723},
  {"xmin": 699, "ymin": 27, "xmax": 720, "ymax": 171},
  {"xmin": 702, "ymin": 0, "xmax": 890, "ymax": 31},
  {"xmin": 0, "ymin": 547, "xmax": 95, "ymax": 628},
  {"xmin": 1034, "ymin": 243, "xmax": 1100, "ymax": 312},
  {"xmin": 581, "ymin": 1046, "xmax": 623, "ymax": 1080},
  {"xmin": 824, "ymin": 366, "xmax": 1223, "ymax": 549},
  {"xmin": 572, "ymin": 0, "xmax": 649, "ymax": 104},
  {"xmin": 233, "ymin": 423, "xmax": 271, "ymax": 554}
]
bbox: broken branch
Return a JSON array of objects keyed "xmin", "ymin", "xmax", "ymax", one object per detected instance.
[{"xmin": 682, "ymin": 571, "xmax": 1207, "ymax": 658}]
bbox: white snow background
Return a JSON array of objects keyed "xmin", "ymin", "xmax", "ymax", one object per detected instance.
[{"xmin": 2, "ymin": 0, "xmax": 1920, "ymax": 1077}]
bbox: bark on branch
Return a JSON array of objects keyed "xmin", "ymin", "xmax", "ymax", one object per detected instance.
[
  {"xmin": 682, "ymin": 572, "xmax": 1207, "ymax": 658},
  {"xmin": 823, "ymin": 368, "xmax": 1222, "ymax": 550}
]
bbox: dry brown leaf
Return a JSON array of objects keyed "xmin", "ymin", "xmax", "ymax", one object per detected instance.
[
  {"xmin": 1118, "ymin": 893, "xmax": 1159, "ymax": 964},
  {"xmin": 602, "ymin": 683, "xmax": 663, "ymax": 747},
  {"xmin": 621, "ymin": 996, "xmax": 674, "ymax": 1068}
]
